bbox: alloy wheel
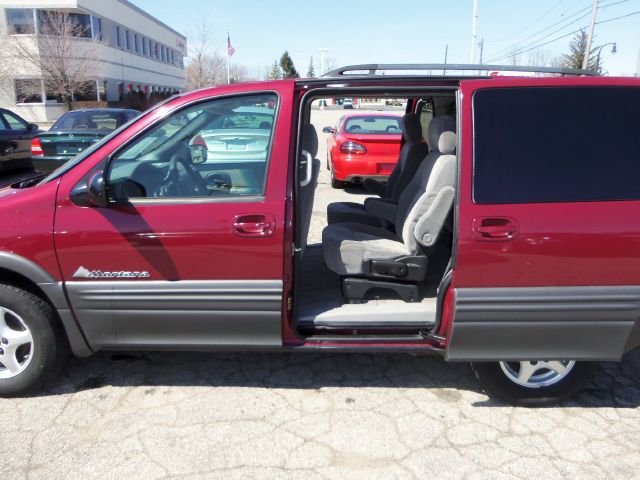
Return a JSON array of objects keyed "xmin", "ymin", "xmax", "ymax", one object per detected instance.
[
  {"xmin": 0, "ymin": 306, "xmax": 34, "ymax": 379},
  {"xmin": 499, "ymin": 360, "xmax": 575, "ymax": 388}
]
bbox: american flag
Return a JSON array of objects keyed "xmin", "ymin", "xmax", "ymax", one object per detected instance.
[{"xmin": 227, "ymin": 34, "xmax": 235, "ymax": 57}]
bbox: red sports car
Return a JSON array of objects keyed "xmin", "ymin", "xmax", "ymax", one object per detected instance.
[{"xmin": 323, "ymin": 112, "xmax": 402, "ymax": 188}]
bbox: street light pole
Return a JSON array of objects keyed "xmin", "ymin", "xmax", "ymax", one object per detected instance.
[{"xmin": 595, "ymin": 42, "xmax": 617, "ymax": 73}]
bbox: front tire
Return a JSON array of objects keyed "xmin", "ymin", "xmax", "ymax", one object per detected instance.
[
  {"xmin": 471, "ymin": 360, "xmax": 593, "ymax": 406},
  {"xmin": 0, "ymin": 285, "xmax": 64, "ymax": 397}
]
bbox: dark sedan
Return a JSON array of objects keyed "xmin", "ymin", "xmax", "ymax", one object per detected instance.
[
  {"xmin": 0, "ymin": 108, "xmax": 42, "ymax": 171},
  {"xmin": 31, "ymin": 108, "xmax": 140, "ymax": 172}
]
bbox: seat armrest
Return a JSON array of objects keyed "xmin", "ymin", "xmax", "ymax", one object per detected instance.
[
  {"xmin": 364, "ymin": 198, "xmax": 398, "ymax": 224},
  {"xmin": 362, "ymin": 178, "xmax": 387, "ymax": 197}
]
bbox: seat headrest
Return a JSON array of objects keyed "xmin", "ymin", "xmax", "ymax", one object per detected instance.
[
  {"xmin": 301, "ymin": 124, "xmax": 318, "ymax": 158},
  {"xmin": 400, "ymin": 113, "xmax": 422, "ymax": 143},
  {"xmin": 428, "ymin": 116, "xmax": 456, "ymax": 154}
]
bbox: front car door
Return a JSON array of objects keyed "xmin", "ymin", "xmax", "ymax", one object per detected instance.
[
  {"xmin": 447, "ymin": 77, "xmax": 640, "ymax": 361},
  {"xmin": 0, "ymin": 110, "xmax": 35, "ymax": 161},
  {"xmin": 53, "ymin": 82, "xmax": 294, "ymax": 349}
]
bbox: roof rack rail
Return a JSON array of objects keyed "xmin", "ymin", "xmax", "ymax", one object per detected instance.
[{"xmin": 323, "ymin": 63, "xmax": 598, "ymax": 78}]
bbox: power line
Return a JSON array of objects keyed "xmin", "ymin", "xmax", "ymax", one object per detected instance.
[
  {"xmin": 485, "ymin": 9, "xmax": 640, "ymax": 64},
  {"xmin": 485, "ymin": 0, "xmax": 567, "ymax": 43},
  {"xmin": 485, "ymin": 0, "xmax": 629, "ymax": 61}
]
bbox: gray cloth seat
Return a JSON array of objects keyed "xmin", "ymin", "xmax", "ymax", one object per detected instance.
[
  {"xmin": 327, "ymin": 115, "xmax": 455, "ymax": 227},
  {"xmin": 322, "ymin": 126, "xmax": 457, "ymax": 278},
  {"xmin": 326, "ymin": 113, "xmax": 429, "ymax": 225},
  {"xmin": 297, "ymin": 124, "xmax": 321, "ymax": 255}
]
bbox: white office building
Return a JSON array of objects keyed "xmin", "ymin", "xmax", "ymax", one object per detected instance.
[{"xmin": 0, "ymin": 0, "xmax": 187, "ymax": 122}]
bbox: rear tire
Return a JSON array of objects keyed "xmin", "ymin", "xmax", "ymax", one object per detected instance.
[
  {"xmin": 330, "ymin": 165, "xmax": 345, "ymax": 189},
  {"xmin": 471, "ymin": 360, "xmax": 593, "ymax": 407},
  {"xmin": 0, "ymin": 285, "xmax": 64, "ymax": 397}
]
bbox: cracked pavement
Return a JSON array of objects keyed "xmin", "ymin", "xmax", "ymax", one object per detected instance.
[{"xmin": 0, "ymin": 108, "xmax": 639, "ymax": 479}]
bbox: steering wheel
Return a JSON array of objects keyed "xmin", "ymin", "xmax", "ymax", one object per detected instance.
[{"xmin": 161, "ymin": 151, "xmax": 209, "ymax": 196}]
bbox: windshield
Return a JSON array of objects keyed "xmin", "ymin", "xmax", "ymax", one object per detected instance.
[
  {"xmin": 51, "ymin": 110, "xmax": 136, "ymax": 132},
  {"xmin": 343, "ymin": 116, "xmax": 401, "ymax": 134}
]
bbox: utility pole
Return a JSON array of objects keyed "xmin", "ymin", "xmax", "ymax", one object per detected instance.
[
  {"xmin": 443, "ymin": 44, "xmax": 448, "ymax": 74},
  {"xmin": 470, "ymin": 0, "xmax": 479, "ymax": 63},
  {"xmin": 317, "ymin": 48, "xmax": 328, "ymax": 75},
  {"xmin": 479, "ymin": 38, "xmax": 484, "ymax": 64},
  {"xmin": 583, "ymin": 0, "xmax": 598, "ymax": 70}
]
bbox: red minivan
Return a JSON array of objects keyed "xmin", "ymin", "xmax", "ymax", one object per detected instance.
[{"xmin": 0, "ymin": 64, "xmax": 638, "ymax": 405}]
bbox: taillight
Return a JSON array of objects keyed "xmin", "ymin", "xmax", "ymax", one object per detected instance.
[
  {"xmin": 192, "ymin": 134, "xmax": 207, "ymax": 147},
  {"xmin": 340, "ymin": 141, "xmax": 367, "ymax": 155},
  {"xmin": 31, "ymin": 138, "xmax": 44, "ymax": 156}
]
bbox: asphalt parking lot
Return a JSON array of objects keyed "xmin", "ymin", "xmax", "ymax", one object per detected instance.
[{"xmin": 0, "ymin": 107, "xmax": 638, "ymax": 479}]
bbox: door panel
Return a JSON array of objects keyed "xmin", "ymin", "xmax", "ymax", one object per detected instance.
[
  {"xmin": 54, "ymin": 84, "xmax": 295, "ymax": 349},
  {"xmin": 449, "ymin": 78, "xmax": 640, "ymax": 360}
]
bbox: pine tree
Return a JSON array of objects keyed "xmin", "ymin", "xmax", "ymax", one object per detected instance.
[
  {"xmin": 279, "ymin": 51, "xmax": 299, "ymax": 78},
  {"xmin": 268, "ymin": 60, "xmax": 282, "ymax": 80},
  {"xmin": 562, "ymin": 30, "xmax": 600, "ymax": 72},
  {"xmin": 306, "ymin": 56, "xmax": 316, "ymax": 78}
]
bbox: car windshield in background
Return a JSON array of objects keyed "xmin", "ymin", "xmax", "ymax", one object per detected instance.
[
  {"xmin": 51, "ymin": 111, "xmax": 131, "ymax": 132},
  {"xmin": 343, "ymin": 116, "xmax": 401, "ymax": 134}
]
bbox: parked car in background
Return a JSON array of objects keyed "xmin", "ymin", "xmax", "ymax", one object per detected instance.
[
  {"xmin": 342, "ymin": 98, "xmax": 354, "ymax": 109},
  {"xmin": 323, "ymin": 112, "xmax": 403, "ymax": 188},
  {"xmin": 31, "ymin": 108, "xmax": 140, "ymax": 172},
  {"xmin": 0, "ymin": 108, "xmax": 42, "ymax": 171}
]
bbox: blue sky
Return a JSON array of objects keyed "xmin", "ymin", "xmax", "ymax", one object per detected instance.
[{"xmin": 132, "ymin": 0, "xmax": 640, "ymax": 76}]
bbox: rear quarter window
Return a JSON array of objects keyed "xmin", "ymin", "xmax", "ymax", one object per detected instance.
[{"xmin": 473, "ymin": 86, "xmax": 640, "ymax": 204}]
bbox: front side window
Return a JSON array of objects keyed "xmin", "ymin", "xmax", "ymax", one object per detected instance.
[
  {"xmin": 15, "ymin": 79, "xmax": 42, "ymax": 104},
  {"xmin": 473, "ymin": 86, "xmax": 640, "ymax": 204},
  {"xmin": 6, "ymin": 8, "xmax": 34, "ymax": 34},
  {"xmin": 108, "ymin": 93, "xmax": 278, "ymax": 201}
]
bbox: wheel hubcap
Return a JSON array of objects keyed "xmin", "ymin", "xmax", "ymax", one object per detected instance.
[
  {"xmin": 0, "ymin": 307, "xmax": 34, "ymax": 379},
  {"xmin": 499, "ymin": 360, "xmax": 575, "ymax": 388}
]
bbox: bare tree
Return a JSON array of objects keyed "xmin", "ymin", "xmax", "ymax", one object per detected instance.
[
  {"xmin": 185, "ymin": 15, "xmax": 225, "ymax": 89},
  {"xmin": 5, "ymin": 11, "xmax": 100, "ymax": 110}
]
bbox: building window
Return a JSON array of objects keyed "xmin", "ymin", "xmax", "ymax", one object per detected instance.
[
  {"xmin": 160, "ymin": 45, "xmax": 165, "ymax": 62},
  {"xmin": 72, "ymin": 82, "xmax": 98, "ymax": 102},
  {"xmin": 15, "ymin": 79, "xmax": 43, "ymax": 104},
  {"xmin": 134, "ymin": 33, "xmax": 139, "ymax": 53},
  {"xmin": 6, "ymin": 8, "xmax": 35, "ymax": 34},
  {"xmin": 37, "ymin": 11, "xmax": 92, "ymax": 38},
  {"xmin": 91, "ymin": 16, "xmax": 102, "ymax": 41},
  {"xmin": 141, "ymin": 36, "xmax": 147, "ymax": 55},
  {"xmin": 114, "ymin": 25, "xmax": 121, "ymax": 47},
  {"xmin": 125, "ymin": 30, "xmax": 130, "ymax": 50},
  {"xmin": 154, "ymin": 42, "xmax": 159, "ymax": 59},
  {"xmin": 147, "ymin": 39, "xmax": 152, "ymax": 56}
]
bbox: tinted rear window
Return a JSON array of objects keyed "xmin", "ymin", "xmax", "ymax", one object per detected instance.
[
  {"xmin": 51, "ymin": 111, "xmax": 132, "ymax": 131},
  {"xmin": 473, "ymin": 86, "xmax": 640, "ymax": 204},
  {"xmin": 343, "ymin": 116, "xmax": 401, "ymax": 134}
]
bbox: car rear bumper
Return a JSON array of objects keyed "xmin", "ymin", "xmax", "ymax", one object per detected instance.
[
  {"xmin": 332, "ymin": 155, "xmax": 398, "ymax": 182},
  {"xmin": 31, "ymin": 156, "xmax": 72, "ymax": 173}
]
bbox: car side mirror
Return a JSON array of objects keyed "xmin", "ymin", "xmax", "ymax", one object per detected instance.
[
  {"xmin": 322, "ymin": 126, "xmax": 334, "ymax": 134},
  {"xmin": 190, "ymin": 144, "xmax": 208, "ymax": 164},
  {"xmin": 70, "ymin": 170, "xmax": 108, "ymax": 207},
  {"xmin": 28, "ymin": 123, "xmax": 39, "ymax": 131}
]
